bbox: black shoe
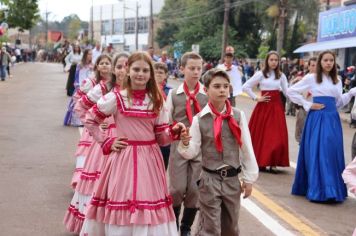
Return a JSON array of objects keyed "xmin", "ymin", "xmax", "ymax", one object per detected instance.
[
  {"xmin": 269, "ymin": 166, "xmax": 278, "ymax": 174},
  {"xmin": 180, "ymin": 208, "xmax": 198, "ymax": 236},
  {"xmin": 173, "ymin": 206, "xmax": 181, "ymax": 231},
  {"xmin": 259, "ymin": 167, "xmax": 268, "ymax": 172}
]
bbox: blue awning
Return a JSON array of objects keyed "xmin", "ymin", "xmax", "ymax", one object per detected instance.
[{"xmin": 294, "ymin": 36, "xmax": 356, "ymax": 53}]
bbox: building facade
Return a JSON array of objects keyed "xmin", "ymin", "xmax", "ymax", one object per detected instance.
[{"xmin": 90, "ymin": 0, "xmax": 164, "ymax": 52}]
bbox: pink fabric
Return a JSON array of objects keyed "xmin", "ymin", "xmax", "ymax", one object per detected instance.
[
  {"xmin": 115, "ymin": 91, "xmax": 158, "ymax": 118},
  {"xmin": 63, "ymin": 204, "xmax": 85, "ymax": 234},
  {"xmin": 84, "ymin": 96, "xmax": 176, "ymax": 226},
  {"xmin": 71, "ymin": 128, "xmax": 94, "ymax": 189},
  {"xmin": 342, "ymin": 158, "xmax": 356, "ymax": 195}
]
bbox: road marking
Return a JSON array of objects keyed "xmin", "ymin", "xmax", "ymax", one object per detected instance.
[
  {"xmin": 241, "ymin": 198, "xmax": 295, "ymax": 236},
  {"xmin": 252, "ymin": 188, "xmax": 322, "ymax": 236},
  {"xmin": 290, "ymin": 161, "xmax": 356, "ymax": 199}
]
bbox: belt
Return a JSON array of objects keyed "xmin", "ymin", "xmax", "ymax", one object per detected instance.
[{"xmin": 202, "ymin": 166, "xmax": 241, "ymax": 178}]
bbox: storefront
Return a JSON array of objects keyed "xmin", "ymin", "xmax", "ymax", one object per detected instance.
[{"xmin": 294, "ymin": 2, "xmax": 356, "ymax": 68}]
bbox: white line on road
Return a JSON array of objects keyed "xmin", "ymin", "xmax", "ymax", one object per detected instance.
[{"xmin": 241, "ymin": 198, "xmax": 296, "ymax": 236}]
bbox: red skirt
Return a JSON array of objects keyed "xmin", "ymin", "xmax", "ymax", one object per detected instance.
[{"xmin": 248, "ymin": 90, "xmax": 289, "ymax": 167}]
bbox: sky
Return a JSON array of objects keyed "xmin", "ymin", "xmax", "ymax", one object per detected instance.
[{"xmin": 38, "ymin": 0, "xmax": 118, "ymax": 22}]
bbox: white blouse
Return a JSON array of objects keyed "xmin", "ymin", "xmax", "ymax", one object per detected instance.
[
  {"xmin": 287, "ymin": 73, "xmax": 356, "ymax": 111},
  {"xmin": 242, "ymin": 70, "xmax": 288, "ymax": 100}
]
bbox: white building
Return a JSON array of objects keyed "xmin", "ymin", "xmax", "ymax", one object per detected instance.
[{"xmin": 90, "ymin": 0, "xmax": 164, "ymax": 52}]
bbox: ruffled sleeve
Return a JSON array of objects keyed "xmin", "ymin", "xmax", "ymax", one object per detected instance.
[
  {"xmin": 336, "ymin": 79, "xmax": 355, "ymax": 109},
  {"xmin": 74, "ymin": 84, "xmax": 104, "ymax": 122},
  {"xmin": 84, "ymin": 92, "xmax": 117, "ymax": 143},
  {"xmin": 154, "ymin": 102, "xmax": 176, "ymax": 146},
  {"xmin": 280, "ymin": 73, "xmax": 288, "ymax": 96}
]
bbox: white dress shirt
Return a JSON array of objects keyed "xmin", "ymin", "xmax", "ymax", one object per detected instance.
[
  {"xmin": 216, "ymin": 64, "xmax": 243, "ymax": 96},
  {"xmin": 166, "ymin": 82, "xmax": 206, "ymax": 123},
  {"xmin": 177, "ymin": 104, "xmax": 259, "ymax": 183}
]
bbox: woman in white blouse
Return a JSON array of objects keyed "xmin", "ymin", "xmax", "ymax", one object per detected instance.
[
  {"xmin": 287, "ymin": 50, "xmax": 356, "ymax": 202},
  {"xmin": 242, "ymin": 51, "xmax": 290, "ymax": 173}
]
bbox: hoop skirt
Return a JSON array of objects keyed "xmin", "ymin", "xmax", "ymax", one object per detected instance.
[
  {"xmin": 248, "ymin": 90, "xmax": 289, "ymax": 167},
  {"xmin": 292, "ymin": 96, "xmax": 347, "ymax": 202}
]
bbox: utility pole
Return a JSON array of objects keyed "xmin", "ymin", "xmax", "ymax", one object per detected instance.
[
  {"xmin": 326, "ymin": 0, "xmax": 330, "ymax": 10},
  {"xmin": 45, "ymin": 9, "xmax": 51, "ymax": 48},
  {"xmin": 221, "ymin": 0, "xmax": 230, "ymax": 62},
  {"xmin": 149, "ymin": 0, "xmax": 154, "ymax": 48},
  {"xmin": 91, "ymin": 0, "xmax": 94, "ymax": 43},
  {"xmin": 135, "ymin": 1, "xmax": 139, "ymax": 50}
]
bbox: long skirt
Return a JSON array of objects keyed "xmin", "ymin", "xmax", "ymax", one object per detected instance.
[
  {"xmin": 292, "ymin": 96, "xmax": 347, "ymax": 202},
  {"xmin": 248, "ymin": 90, "xmax": 289, "ymax": 167}
]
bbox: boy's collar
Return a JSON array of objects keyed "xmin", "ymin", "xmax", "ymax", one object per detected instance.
[
  {"xmin": 200, "ymin": 103, "xmax": 233, "ymax": 117},
  {"xmin": 176, "ymin": 82, "xmax": 205, "ymax": 95}
]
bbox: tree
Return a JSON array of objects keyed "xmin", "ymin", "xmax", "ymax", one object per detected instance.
[
  {"xmin": 1, "ymin": 0, "xmax": 40, "ymax": 31},
  {"xmin": 67, "ymin": 17, "xmax": 81, "ymax": 40}
]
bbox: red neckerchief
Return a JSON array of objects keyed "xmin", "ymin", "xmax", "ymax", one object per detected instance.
[
  {"xmin": 183, "ymin": 81, "xmax": 201, "ymax": 124},
  {"xmin": 224, "ymin": 63, "xmax": 232, "ymax": 71},
  {"xmin": 208, "ymin": 100, "xmax": 242, "ymax": 152},
  {"xmin": 160, "ymin": 82, "xmax": 167, "ymax": 100},
  {"xmin": 132, "ymin": 89, "xmax": 146, "ymax": 106}
]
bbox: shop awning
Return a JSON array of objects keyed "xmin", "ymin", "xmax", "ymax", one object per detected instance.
[{"xmin": 294, "ymin": 36, "xmax": 356, "ymax": 53}]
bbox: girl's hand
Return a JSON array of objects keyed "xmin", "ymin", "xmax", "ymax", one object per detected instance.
[
  {"xmin": 100, "ymin": 123, "xmax": 109, "ymax": 130},
  {"xmin": 180, "ymin": 127, "xmax": 191, "ymax": 146},
  {"xmin": 242, "ymin": 182, "xmax": 252, "ymax": 199},
  {"xmin": 256, "ymin": 93, "xmax": 271, "ymax": 102},
  {"xmin": 111, "ymin": 137, "xmax": 128, "ymax": 152},
  {"xmin": 310, "ymin": 103, "xmax": 325, "ymax": 110}
]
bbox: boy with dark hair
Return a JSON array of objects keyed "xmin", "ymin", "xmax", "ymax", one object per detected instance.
[{"xmin": 178, "ymin": 68, "xmax": 258, "ymax": 235}]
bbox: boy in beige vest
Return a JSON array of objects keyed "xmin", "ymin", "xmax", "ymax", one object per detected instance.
[
  {"xmin": 166, "ymin": 52, "xmax": 208, "ymax": 235},
  {"xmin": 178, "ymin": 68, "xmax": 259, "ymax": 235}
]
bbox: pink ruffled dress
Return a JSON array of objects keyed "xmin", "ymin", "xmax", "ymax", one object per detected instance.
[
  {"xmin": 70, "ymin": 77, "xmax": 97, "ymax": 189},
  {"xmin": 64, "ymin": 80, "xmax": 115, "ymax": 233},
  {"xmin": 80, "ymin": 89, "xmax": 178, "ymax": 236}
]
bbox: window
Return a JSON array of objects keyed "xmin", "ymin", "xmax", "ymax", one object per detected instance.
[
  {"xmin": 124, "ymin": 17, "xmax": 149, "ymax": 34},
  {"xmin": 113, "ymin": 19, "xmax": 123, "ymax": 34},
  {"xmin": 101, "ymin": 20, "xmax": 111, "ymax": 35},
  {"xmin": 138, "ymin": 17, "xmax": 149, "ymax": 33},
  {"xmin": 125, "ymin": 18, "xmax": 135, "ymax": 34}
]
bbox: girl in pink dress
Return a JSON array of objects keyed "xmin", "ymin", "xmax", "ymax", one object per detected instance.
[
  {"xmin": 80, "ymin": 52, "xmax": 185, "ymax": 236},
  {"xmin": 64, "ymin": 54, "xmax": 115, "ymax": 233}
]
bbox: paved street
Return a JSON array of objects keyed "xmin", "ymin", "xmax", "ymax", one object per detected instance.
[{"xmin": 0, "ymin": 63, "xmax": 355, "ymax": 235}]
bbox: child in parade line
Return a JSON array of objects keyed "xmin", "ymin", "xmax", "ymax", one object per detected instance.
[
  {"xmin": 79, "ymin": 51, "xmax": 186, "ymax": 236},
  {"xmin": 166, "ymin": 52, "xmax": 208, "ymax": 235},
  {"xmin": 178, "ymin": 68, "xmax": 259, "ymax": 235},
  {"xmin": 288, "ymin": 50, "xmax": 356, "ymax": 203},
  {"xmin": 242, "ymin": 51, "xmax": 289, "ymax": 173},
  {"xmin": 154, "ymin": 62, "xmax": 172, "ymax": 170},
  {"xmin": 217, "ymin": 49, "xmax": 243, "ymax": 107},
  {"xmin": 64, "ymin": 54, "xmax": 114, "ymax": 233},
  {"xmin": 292, "ymin": 57, "xmax": 317, "ymax": 143},
  {"xmin": 64, "ymin": 49, "xmax": 93, "ymax": 127}
]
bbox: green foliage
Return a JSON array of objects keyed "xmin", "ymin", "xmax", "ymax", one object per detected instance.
[
  {"xmin": 2, "ymin": 0, "xmax": 40, "ymax": 31},
  {"xmin": 156, "ymin": 0, "xmax": 320, "ymax": 59},
  {"xmin": 257, "ymin": 45, "xmax": 269, "ymax": 59},
  {"xmin": 67, "ymin": 16, "xmax": 81, "ymax": 40}
]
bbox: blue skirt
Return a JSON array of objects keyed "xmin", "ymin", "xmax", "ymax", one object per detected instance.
[
  {"xmin": 291, "ymin": 96, "xmax": 347, "ymax": 202},
  {"xmin": 63, "ymin": 96, "xmax": 82, "ymax": 127}
]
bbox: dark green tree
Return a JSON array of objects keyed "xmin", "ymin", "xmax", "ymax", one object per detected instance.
[{"xmin": 1, "ymin": 0, "xmax": 40, "ymax": 31}]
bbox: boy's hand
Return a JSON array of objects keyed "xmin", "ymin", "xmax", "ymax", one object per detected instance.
[
  {"xmin": 180, "ymin": 127, "xmax": 191, "ymax": 146},
  {"xmin": 241, "ymin": 182, "xmax": 252, "ymax": 199},
  {"xmin": 111, "ymin": 137, "xmax": 128, "ymax": 152}
]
